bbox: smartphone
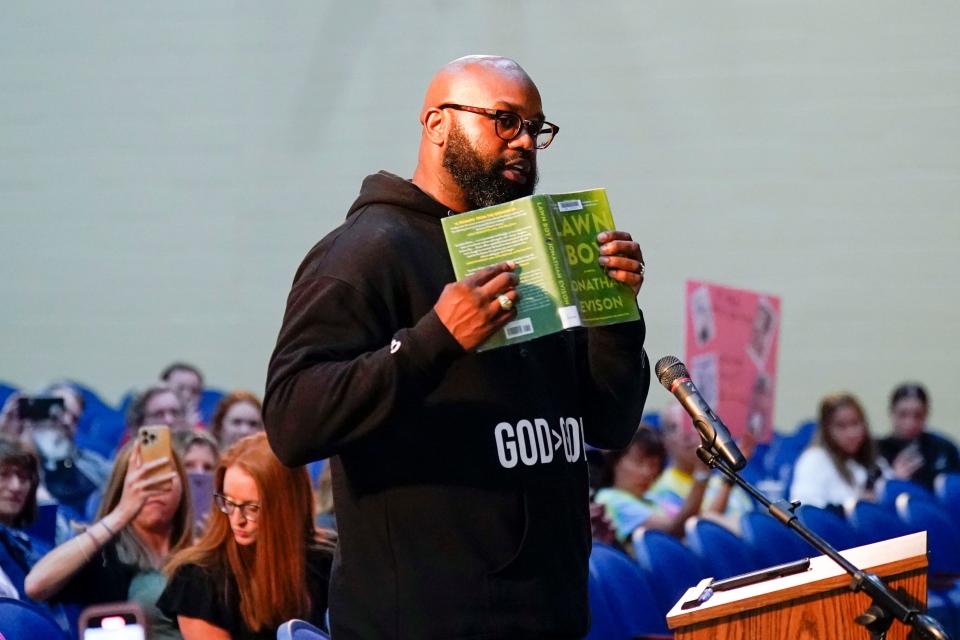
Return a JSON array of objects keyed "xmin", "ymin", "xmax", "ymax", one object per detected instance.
[
  {"xmin": 188, "ymin": 471, "xmax": 214, "ymax": 525},
  {"xmin": 681, "ymin": 558, "xmax": 811, "ymax": 610},
  {"xmin": 711, "ymin": 557, "xmax": 811, "ymax": 592},
  {"xmin": 17, "ymin": 396, "xmax": 66, "ymax": 422},
  {"xmin": 79, "ymin": 602, "xmax": 147, "ymax": 640},
  {"xmin": 137, "ymin": 425, "xmax": 174, "ymax": 480}
]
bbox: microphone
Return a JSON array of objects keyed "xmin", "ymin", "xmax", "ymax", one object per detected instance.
[{"xmin": 655, "ymin": 355, "xmax": 747, "ymax": 471}]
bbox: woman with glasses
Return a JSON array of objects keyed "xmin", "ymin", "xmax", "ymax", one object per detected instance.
[
  {"xmin": 26, "ymin": 440, "xmax": 192, "ymax": 639},
  {"xmin": 0, "ymin": 437, "xmax": 59, "ymax": 605},
  {"xmin": 127, "ymin": 384, "xmax": 191, "ymax": 435},
  {"xmin": 159, "ymin": 433, "xmax": 332, "ymax": 640}
]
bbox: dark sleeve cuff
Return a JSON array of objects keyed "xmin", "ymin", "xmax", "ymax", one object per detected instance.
[{"xmin": 389, "ymin": 308, "xmax": 465, "ymax": 391}]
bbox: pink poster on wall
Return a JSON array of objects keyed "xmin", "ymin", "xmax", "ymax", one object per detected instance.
[{"xmin": 684, "ymin": 280, "xmax": 781, "ymax": 443}]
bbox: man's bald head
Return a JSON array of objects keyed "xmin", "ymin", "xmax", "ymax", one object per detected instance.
[
  {"xmin": 412, "ymin": 55, "xmax": 545, "ymax": 212},
  {"xmin": 419, "ymin": 56, "xmax": 538, "ymax": 124}
]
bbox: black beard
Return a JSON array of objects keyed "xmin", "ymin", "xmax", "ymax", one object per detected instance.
[{"xmin": 442, "ymin": 123, "xmax": 538, "ymax": 210}]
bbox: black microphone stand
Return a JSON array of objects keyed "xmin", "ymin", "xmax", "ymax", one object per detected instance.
[{"xmin": 695, "ymin": 445, "xmax": 952, "ymax": 640}]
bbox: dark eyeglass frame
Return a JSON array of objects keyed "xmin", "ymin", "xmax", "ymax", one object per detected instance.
[
  {"xmin": 213, "ymin": 492, "xmax": 261, "ymax": 521},
  {"xmin": 438, "ymin": 103, "xmax": 559, "ymax": 149}
]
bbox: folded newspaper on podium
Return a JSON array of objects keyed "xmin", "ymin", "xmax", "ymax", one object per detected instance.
[{"xmin": 442, "ymin": 188, "xmax": 639, "ymax": 351}]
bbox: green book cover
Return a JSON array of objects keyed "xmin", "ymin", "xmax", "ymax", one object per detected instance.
[{"xmin": 441, "ymin": 188, "xmax": 639, "ymax": 350}]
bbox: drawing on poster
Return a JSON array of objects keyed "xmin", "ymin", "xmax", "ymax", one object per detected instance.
[
  {"xmin": 746, "ymin": 372, "xmax": 772, "ymax": 438},
  {"xmin": 747, "ymin": 297, "xmax": 778, "ymax": 369},
  {"xmin": 690, "ymin": 286, "xmax": 715, "ymax": 346}
]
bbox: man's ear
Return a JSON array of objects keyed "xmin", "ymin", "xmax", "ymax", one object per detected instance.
[{"xmin": 422, "ymin": 108, "xmax": 446, "ymax": 146}]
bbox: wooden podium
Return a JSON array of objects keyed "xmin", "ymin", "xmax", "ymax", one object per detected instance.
[{"xmin": 666, "ymin": 532, "xmax": 928, "ymax": 640}]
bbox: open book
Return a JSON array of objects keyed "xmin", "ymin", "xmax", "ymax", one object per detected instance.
[{"xmin": 442, "ymin": 188, "xmax": 639, "ymax": 351}]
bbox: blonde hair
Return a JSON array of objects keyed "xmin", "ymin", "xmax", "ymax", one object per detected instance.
[
  {"xmin": 815, "ymin": 392, "xmax": 878, "ymax": 484},
  {"xmin": 97, "ymin": 442, "xmax": 194, "ymax": 570}
]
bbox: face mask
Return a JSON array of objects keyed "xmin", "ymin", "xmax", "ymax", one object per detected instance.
[{"xmin": 32, "ymin": 426, "xmax": 73, "ymax": 463}]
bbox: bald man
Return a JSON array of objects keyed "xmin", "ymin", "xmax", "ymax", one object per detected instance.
[{"xmin": 264, "ymin": 56, "xmax": 650, "ymax": 639}]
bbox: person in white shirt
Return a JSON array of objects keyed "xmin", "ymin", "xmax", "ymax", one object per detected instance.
[{"xmin": 790, "ymin": 392, "xmax": 920, "ymax": 510}]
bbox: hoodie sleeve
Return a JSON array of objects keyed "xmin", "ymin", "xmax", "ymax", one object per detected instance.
[
  {"xmin": 263, "ymin": 274, "xmax": 464, "ymax": 466},
  {"xmin": 577, "ymin": 311, "xmax": 650, "ymax": 450}
]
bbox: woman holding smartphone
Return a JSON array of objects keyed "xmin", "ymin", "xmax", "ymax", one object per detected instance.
[
  {"xmin": 159, "ymin": 433, "xmax": 332, "ymax": 640},
  {"xmin": 790, "ymin": 392, "xmax": 921, "ymax": 510},
  {"xmin": 25, "ymin": 437, "xmax": 192, "ymax": 640}
]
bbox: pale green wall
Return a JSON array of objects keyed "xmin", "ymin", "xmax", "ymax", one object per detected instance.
[{"xmin": 2, "ymin": 2, "xmax": 958, "ymax": 440}]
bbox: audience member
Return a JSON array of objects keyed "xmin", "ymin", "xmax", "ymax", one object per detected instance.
[
  {"xmin": 595, "ymin": 424, "xmax": 707, "ymax": 540},
  {"xmin": 40, "ymin": 383, "xmax": 85, "ymax": 434},
  {"xmin": 127, "ymin": 384, "xmax": 190, "ymax": 435},
  {"xmin": 0, "ymin": 437, "xmax": 46, "ymax": 598},
  {"xmin": 790, "ymin": 392, "xmax": 919, "ymax": 510},
  {"xmin": 314, "ymin": 463, "xmax": 335, "ymax": 532},
  {"xmin": 210, "ymin": 391, "xmax": 264, "ymax": 451},
  {"xmin": 161, "ymin": 363, "xmax": 205, "ymax": 428},
  {"xmin": 173, "ymin": 430, "xmax": 219, "ymax": 537},
  {"xmin": 174, "ymin": 430, "xmax": 220, "ymax": 476},
  {"xmin": 26, "ymin": 442, "xmax": 192, "ymax": 639},
  {"xmin": 0, "ymin": 436, "xmax": 76, "ymax": 630},
  {"xmin": 878, "ymin": 383, "xmax": 960, "ymax": 491},
  {"xmin": 159, "ymin": 433, "xmax": 332, "ymax": 639},
  {"xmin": 644, "ymin": 406, "xmax": 750, "ymax": 527},
  {"xmin": 0, "ymin": 385, "xmax": 110, "ymax": 516}
]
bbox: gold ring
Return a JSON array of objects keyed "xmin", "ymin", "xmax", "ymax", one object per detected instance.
[{"xmin": 497, "ymin": 294, "xmax": 513, "ymax": 311}]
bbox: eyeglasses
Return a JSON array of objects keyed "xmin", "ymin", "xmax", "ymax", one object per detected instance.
[
  {"xmin": 438, "ymin": 103, "xmax": 559, "ymax": 150},
  {"xmin": 145, "ymin": 407, "xmax": 184, "ymax": 423},
  {"xmin": 213, "ymin": 493, "xmax": 261, "ymax": 521}
]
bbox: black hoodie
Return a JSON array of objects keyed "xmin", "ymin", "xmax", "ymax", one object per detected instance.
[{"xmin": 264, "ymin": 171, "xmax": 650, "ymax": 639}]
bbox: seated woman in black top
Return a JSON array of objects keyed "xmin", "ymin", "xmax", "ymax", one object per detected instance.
[
  {"xmin": 878, "ymin": 382, "xmax": 960, "ymax": 490},
  {"xmin": 159, "ymin": 433, "xmax": 332, "ymax": 640},
  {"xmin": 26, "ymin": 440, "xmax": 193, "ymax": 639}
]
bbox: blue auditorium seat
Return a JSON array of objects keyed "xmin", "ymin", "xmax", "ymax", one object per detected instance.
[
  {"xmin": 587, "ymin": 542, "xmax": 670, "ymax": 638},
  {"xmin": 740, "ymin": 511, "xmax": 811, "ymax": 566},
  {"xmin": 0, "ymin": 382, "xmax": 17, "ymax": 407},
  {"xmin": 739, "ymin": 441, "xmax": 770, "ymax": 488},
  {"xmin": 0, "ymin": 597, "xmax": 68, "ymax": 640},
  {"xmin": 84, "ymin": 488, "xmax": 103, "ymax": 523},
  {"xmin": 632, "ymin": 529, "xmax": 708, "ymax": 619},
  {"xmin": 843, "ymin": 500, "xmax": 910, "ymax": 546},
  {"xmin": 23, "ymin": 503, "xmax": 60, "ymax": 547},
  {"xmin": 765, "ymin": 420, "xmax": 817, "ymax": 496},
  {"xmin": 934, "ymin": 473, "xmax": 960, "ymax": 520},
  {"xmin": 684, "ymin": 518, "xmax": 762, "ymax": 580},
  {"xmin": 877, "ymin": 479, "xmax": 937, "ymax": 507},
  {"xmin": 75, "ymin": 409, "xmax": 126, "ymax": 459},
  {"xmin": 640, "ymin": 411, "xmax": 660, "ymax": 429},
  {"xmin": 925, "ymin": 590, "xmax": 958, "ymax": 639},
  {"xmin": 897, "ymin": 493, "xmax": 960, "ymax": 637},
  {"xmin": 277, "ymin": 618, "xmax": 330, "ymax": 640},
  {"xmin": 66, "ymin": 381, "xmax": 113, "ymax": 416},
  {"xmin": 895, "ymin": 494, "xmax": 960, "ymax": 575},
  {"xmin": 585, "ymin": 564, "xmax": 622, "ymax": 640},
  {"xmin": 795, "ymin": 505, "xmax": 859, "ymax": 551},
  {"xmin": 198, "ymin": 388, "xmax": 226, "ymax": 424}
]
